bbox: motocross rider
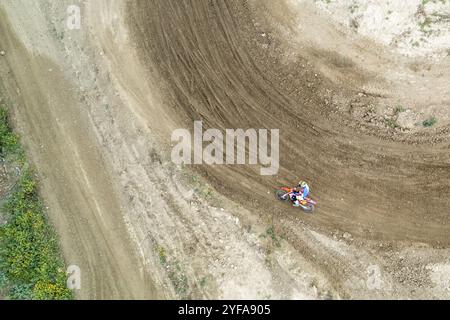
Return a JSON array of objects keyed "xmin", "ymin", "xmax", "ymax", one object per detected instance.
[{"xmin": 291, "ymin": 181, "xmax": 310, "ymax": 207}]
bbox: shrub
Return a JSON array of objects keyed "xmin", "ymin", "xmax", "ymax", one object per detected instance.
[
  {"xmin": 422, "ymin": 117, "xmax": 437, "ymax": 127},
  {"xmin": 8, "ymin": 283, "xmax": 33, "ymax": 300},
  {"xmin": 33, "ymin": 279, "xmax": 73, "ymax": 300},
  {"xmin": 0, "ymin": 107, "xmax": 21, "ymax": 156},
  {"xmin": 0, "ymin": 106, "xmax": 72, "ymax": 300},
  {"xmin": 394, "ymin": 105, "xmax": 405, "ymax": 115},
  {"xmin": 0, "ymin": 169, "xmax": 72, "ymax": 299}
]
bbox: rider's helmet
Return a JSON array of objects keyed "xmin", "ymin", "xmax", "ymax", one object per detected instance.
[{"xmin": 298, "ymin": 180, "xmax": 308, "ymax": 189}]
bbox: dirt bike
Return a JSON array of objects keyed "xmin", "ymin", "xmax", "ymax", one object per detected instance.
[{"xmin": 275, "ymin": 187, "xmax": 317, "ymax": 213}]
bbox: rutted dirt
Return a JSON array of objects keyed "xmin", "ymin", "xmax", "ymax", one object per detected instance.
[
  {"xmin": 0, "ymin": 0, "xmax": 449, "ymax": 299},
  {"xmin": 127, "ymin": 0, "xmax": 450, "ymax": 244}
]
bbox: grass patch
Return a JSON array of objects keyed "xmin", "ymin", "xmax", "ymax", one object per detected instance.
[{"xmin": 0, "ymin": 106, "xmax": 72, "ymax": 300}]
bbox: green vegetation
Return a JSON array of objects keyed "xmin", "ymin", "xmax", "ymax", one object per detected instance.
[
  {"xmin": 169, "ymin": 265, "xmax": 189, "ymax": 298},
  {"xmin": 156, "ymin": 244, "xmax": 189, "ymax": 298},
  {"xmin": 157, "ymin": 244, "xmax": 167, "ymax": 265},
  {"xmin": 385, "ymin": 105, "xmax": 406, "ymax": 130},
  {"xmin": 0, "ymin": 108, "xmax": 23, "ymax": 159},
  {"xmin": 422, "ymin": 0, "xmax": 449, "ymax": 6},
  {"xmin": 189, "ymin": 175, "xmax": 213, "ymax": 200},
  {"xmin": 394, "ymin": 105, "xmax": 406, "ymax": 115},
  {"xmin": 0, "ymin": 106, "xmax": 72, "ymax": 300},
  {"xmin": 261, "ymin": 225, "xmax": 281, "ymax": 248},
  {"xmin": 385, "ymin": 118, "xmax": 400, "ymax": 129},
  {"xmin": 199, "ymin": 276, "xmax": 207, "ymax": 288},
  {"xmin": 422, "ymin": 116, "xmax": 437, "ymax": 127},
  {"xmin": 419, "ymin": 16, "xmax": 433, "ymax": 33},
  {"xmin": 180, "ymin": 170, "xmax": 219, "ymax": 203}
]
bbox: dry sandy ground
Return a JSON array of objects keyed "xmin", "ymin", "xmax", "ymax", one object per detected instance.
[
  {"xmin": 0, "ymin": 0, "xmax": 449, "ymax": 299},
  {"xmin": 308, "ymin": 0, "xmax": 450, "ymax": 58}
]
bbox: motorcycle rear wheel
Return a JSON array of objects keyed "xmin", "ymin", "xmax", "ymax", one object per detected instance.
[{"xmin": 275, "ymin": 190, "xmax": 288, "ymax": 201}]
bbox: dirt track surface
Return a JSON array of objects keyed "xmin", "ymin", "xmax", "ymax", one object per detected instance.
[
  {"xmin": 0, "ymin": 0, "xmax": 449, "ymax": 299},
  {"xmin": 0, "ymin": 1, "xmax": 160, "ymax": 299},
  {"xmin": 127, "ymin": 0, "xmax": 450, "ymax": 244}
]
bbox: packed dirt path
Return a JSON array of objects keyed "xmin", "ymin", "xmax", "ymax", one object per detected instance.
[{"xmin": 0, "ymin": 0, "xmax": 449, "ymax": 299}]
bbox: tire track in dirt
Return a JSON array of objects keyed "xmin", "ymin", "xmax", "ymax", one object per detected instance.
[
  {"xmin": 0, "ymin": 4, "xmax": 159, "ymax": 299},
  {"xmin": 127, "ymin": 0, "xmax": 450, "ymax": 245}
]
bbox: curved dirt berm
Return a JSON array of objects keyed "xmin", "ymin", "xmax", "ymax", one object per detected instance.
[{"xmin": 127, "ymin": 0, "xmax": 450, "ymax": 244}]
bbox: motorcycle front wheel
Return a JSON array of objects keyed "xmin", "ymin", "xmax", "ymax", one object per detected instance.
[{"xmin": 300, "ymin": 203, "xmax": 315, "ymax": 213}]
